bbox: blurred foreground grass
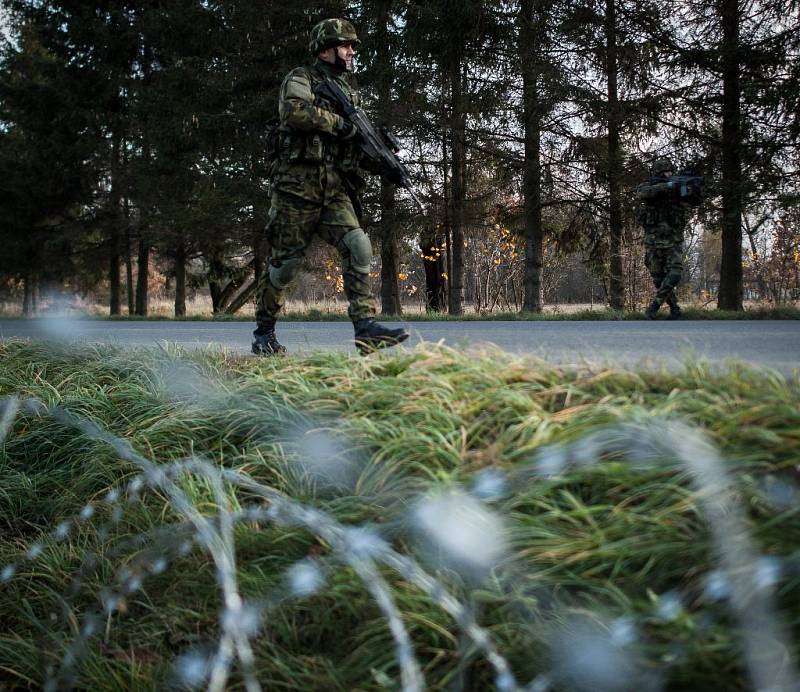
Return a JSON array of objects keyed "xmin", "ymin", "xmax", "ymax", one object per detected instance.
[{"xmin": 0, "ymin": 340, "xmax": 798, "ymax": 690}]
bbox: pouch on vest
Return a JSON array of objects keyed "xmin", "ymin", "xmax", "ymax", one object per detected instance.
[
  {"xmin": 281, "ymin": 132, "xmax": 304, "ymax": 162},
  {"xmin": 305, "ymin": 133, "xmax": 324, "ymax": 162}
]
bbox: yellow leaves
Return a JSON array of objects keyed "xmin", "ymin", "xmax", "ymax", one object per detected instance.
[
  {"xmin": 398, "ymin": 272, "xmax": 409, "ymax": 281},
  {"xmin": 441, "ymin": 272, "xmax": 448, "ymax": 279}
]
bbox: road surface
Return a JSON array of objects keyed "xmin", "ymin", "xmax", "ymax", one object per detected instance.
[{"xmin": 2, "ymin": 318, "xmax": 798, "ymax": 374}]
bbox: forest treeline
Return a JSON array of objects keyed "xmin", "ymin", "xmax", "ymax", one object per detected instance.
[{"xmin": 0, "ymin": 0, "xmax": 798, "ymax": 316}]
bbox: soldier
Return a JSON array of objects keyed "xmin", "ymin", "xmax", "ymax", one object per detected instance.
[
  {"xmin": 253, "ymin": 18, "xmax": 409, "ymax": 355},
  {"xmin": 635, "ymin": 158, "xmax": 692, "ymax": 320}
]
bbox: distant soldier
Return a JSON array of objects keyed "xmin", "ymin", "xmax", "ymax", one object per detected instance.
[
  {"xmin": 252, "ymin": 18, "xmax": 409, "ymax": 355},
  {"xmin": 635, "ymin": 158, "xmax": 701, "ymax": 320}
]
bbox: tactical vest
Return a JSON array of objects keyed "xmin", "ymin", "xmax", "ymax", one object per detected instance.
[
  {"xmin": 277, "ymin": 65, "xmax": 362, "ymax": 174},
  {"xmin": 635, "ymin": 179, "xmax": 687, "ymax": 246},
  {"xmin": 639, "ymin": 200, "xmax": 686, "ymax": 229}
]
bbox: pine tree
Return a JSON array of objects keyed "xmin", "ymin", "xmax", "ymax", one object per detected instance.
[
  {"xmin": 641, "ymin": 0, "xmax": 799, "ymax": 309},
  {"xmin": 0, "ymin": 7, "xmax": 99, "ymax": 312},
  {"xmin": 559, "ymin": 0, "xmax": 660, "ymax": 309},
  {"xmin": 353, "ymin": 0, "xmax": 406, "ymax": 315},
  {"xmin": 516, "ymin": 0, "xmax": 565, "ymax": 312}
]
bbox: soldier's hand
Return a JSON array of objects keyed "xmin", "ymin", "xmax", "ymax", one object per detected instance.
[{"xmin": 336, "ymin": 118, "xmax": 358, "ymax": 141}]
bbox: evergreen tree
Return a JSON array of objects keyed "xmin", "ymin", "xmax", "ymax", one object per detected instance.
[
  {"xmin": 0, "ymin": 9, "xmax": 98, "ymax": 312},
  {"xmin": 559, "ymin": 0, "xmax": 660, "ymax": 309},
  {"xmin": 516, "ymin": 0, "xmax": 565, "ymax": 312},
  {"xmin": 641, "ymin": 0, "xmax": 799, "ymax": 309},
  {"xmin": 352, "ymin": 0, "xmax": 406, "ymax": 315}
]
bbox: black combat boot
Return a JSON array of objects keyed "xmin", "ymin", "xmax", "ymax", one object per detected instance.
[
  {"xmin": 645, "ymin": 299, "xmax": 662, "ymax": 320},
  {"xmin": 666, "ymin": 296, "xmax": 682, "ymax": 320},
  {"xmin": 252, "ymin": 321, "xmax": 286, "ymax": 356},
  {"xmin": 353, "ymin": 318, "xmax": 409, "ymax": 354}
]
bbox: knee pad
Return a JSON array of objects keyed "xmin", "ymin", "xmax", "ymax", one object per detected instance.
[
  {"xmin": 268, "ymin": 256, "xmax": 302, "ymax": 290},
  {"xmin": 340, "ymin": 228, "xmax": 372, "ymax": 274}
]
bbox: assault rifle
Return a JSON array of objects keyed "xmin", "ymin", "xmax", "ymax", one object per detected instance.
[
  {"xmin": 314, "ymin": 79, "xmax": 423, "ymax": 211},
  {"xmin": 649, "ymin": 172, "xmax": 705, "ymax": 202}
]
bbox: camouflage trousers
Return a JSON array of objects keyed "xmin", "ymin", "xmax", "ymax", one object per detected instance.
[
  {"xmin": 255, "ymin": 163, "xmax": 377, "ymax": 326},
  {"xmin": 644, "ymin": 243, "xmax": 684, "ymax": 305}
]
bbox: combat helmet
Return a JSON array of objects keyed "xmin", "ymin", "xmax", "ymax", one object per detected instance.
[
  {"xmin": 309, "ymin": 18, "xmax": 361, "ymax": 55},
  {"xmin": 652, "ymin": 158, "xmax": 675, "ymax": 175}
]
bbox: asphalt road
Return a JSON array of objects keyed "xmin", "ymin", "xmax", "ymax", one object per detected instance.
[{"xmin": 1, "ymin": 318, "xmax": 798, "ymax": 374}]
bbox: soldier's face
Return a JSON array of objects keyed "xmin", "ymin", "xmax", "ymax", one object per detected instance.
[
  {"xmin": 319, "ymin": 43, "xmax": 355, "ymax": 71},
  {"xmin": 661, "ymin": 170, "xmax": 673, "ymax": 177},
  {"xmin": 335, "ymin": 43, "xmax": 355, "ymax": 70}
]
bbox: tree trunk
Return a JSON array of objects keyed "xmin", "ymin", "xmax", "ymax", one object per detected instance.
[
  {"xmin": 109, "ymin": 232, "xmax": 121, "ymax": 315},
  {"xmin": 520, "ymin": 0, "xmax": 544, "ymax": 313},
  {"xmin": 374, "ymin": 0, "xmax": 402, "ymax": 315},
  {"xmin": 379, "ymin": 181, "xmax": 402, "ymax": 314},
  {"xmin": 125, "ymin": 253, "xmax": 134, "ymax": 315},
  {"xmin": 109, "ymin": 134, "xmax": 123, "ymax": 316},
  {"xmin": 207, "ymin": 256, "xmax": 252, "ymax": 315},
  {"xmin": 606, "ymin": 0, "xmax": 624, "ymax": 310},
  {"xmin": 124, "ymin": 198, "xmax": 134, "ymax": 315},
  {"xmin": 174, "ymin": 240, "xmax": 186, "ymax": 317},
  {"xmin": 208, "ymin": 255, "xmax": 225, "ymax": 314},
  {"xmin": 23, "ymin": 273, "xmax": 35, "ymax": 316},
  {"xmin": 135, "ymin": 239, "xmax": 149, "ymax": 316},
  {"xmin": 209, "ymin": 284, "xmax": 222, "ymax": 314},
  {"xmin": 440, "ymin": 87, "xmax": 452, "ymax": 309},
  {"xmin": 421, "ymin": 230, "xmax": 446, "ymax": 311},
  {"xmin": 224, "ymin": 278, "xmax": 259, "ymax": 315},
  {"xmin": 717, "ymin": 0, "xmax": 744, "ymax": 310},
  {"xmin": 448, "ymin": 59, "xmax": 466, "ymax": 315}
]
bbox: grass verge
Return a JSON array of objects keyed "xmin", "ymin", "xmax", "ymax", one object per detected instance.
[{"xmin": 0, "ymin": 340, "xmax": 798, "ymax": 690}]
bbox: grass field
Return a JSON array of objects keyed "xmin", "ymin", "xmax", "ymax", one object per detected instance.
[{"xmin": 0, "ymin": 340, "xmax": 798, "ymax": 690}]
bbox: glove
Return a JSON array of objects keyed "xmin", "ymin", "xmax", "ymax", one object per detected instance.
[{"xmin": 336, "ymin": 118, "xmax": 358, "ymax": 141}]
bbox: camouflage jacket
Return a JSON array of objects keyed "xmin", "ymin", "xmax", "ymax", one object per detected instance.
[
  {"xmin": 635, "ymin": 180, "xmax": 690, "ymax": 248},
  {"xmin": 274, "ymin": 59, "xmax": 366, "ymax": 189}
]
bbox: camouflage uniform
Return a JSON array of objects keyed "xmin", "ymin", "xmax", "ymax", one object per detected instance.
[
  {"xmin": 635, "ymin": 158, "xmax": 689, "ymax": 319},
  {"xmin": 255, "ymin": 23, "xmax": 376, "ymax": 330},
  {"xmin": 253, "ymin": 18, "xmax": 409, "ymax": 355}
]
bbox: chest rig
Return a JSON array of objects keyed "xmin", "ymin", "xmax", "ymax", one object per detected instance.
[
  {"xmin": 278, "ymin": 65, "xmax": 362, "ymax": 173},
  {"xmin": 641, "ymin": 198, "xmax": 686, "ymax": 230}
]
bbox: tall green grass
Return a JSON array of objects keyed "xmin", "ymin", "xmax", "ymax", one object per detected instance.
[{"xmin": 0, "ymin": 339, "xmax": 798, "ymax": 690}]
